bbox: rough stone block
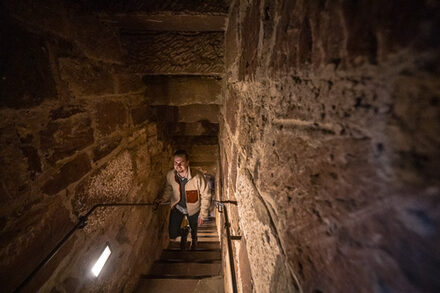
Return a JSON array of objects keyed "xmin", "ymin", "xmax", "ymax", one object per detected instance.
[
  {"xmin": 0, "ymin": 15, "xmax": 57, "ymax": 109},
  {"xmin": 149, "ymin": 106, "xmax": 178, "ymax": 122},
  {"xmin": 144, "ymin": 75, "xmax": 222, "ymax": 105},
  {"xmin": 225, "ymin": 90, "xmax": 238, "ymax": 134},
  {"xmin": 225, "ymin": 1, "xmax": 238, "ymax": 70},
  {"xmin": 173, "ymin": 136, "xmax": 218, "ymax": 146},
  {"xmin": 169, "ymin": 122, "xmax": 219, "ymax": 136},
  {"xmin": 115, "ymin": 74, "xmax": 145, "ymax": 94},
  {"xmin": 178, "ymin": 104, "xmax": 219, "ymax": 123},
  {"xmin": 0, "ymin": 199, "xmax": 73, "ymax": 292},
  {"xmin": 59, "ymin": 57, "xmax": 114, "ymax": 96},
  {"xmin": 0, "ymin": 137, "xmax": 33, "ymax": 202},
  {"xmin": 19, "ymin": 145, "xmax": 42, "ymax": 176},
  {"xmin": 4, "ymin": 0, "xmax": 123, "ymax": 63},
  {"xmin": 131, "ymin": 104, "xmax": 151, "ymax": 125},
  {"xmin": 72, "ymin": 151, "xmax": 134, "ymax": 215},
  {"xmin": 189, "ymin": 144, "xmax": 218, "ymax": 163},
  {"xmin": 238, "ymin": 1, "xmax": 260, "ymax": 80},
  {"xmin": 121, "ymin": 32, "xmax": 224, "ymax": 74},
  {"xmin": 83, "ymin": 0, "xmax": 229, "ymax": 14},
  {"xmin": 49, "ymin": 105, "xmax": 85, "ymax": 120},
  {"xmin": 93, "ymin": 135, "xmax": 122, "ymax": 162},
  {"xmin": 40, "ymin": 115, "xmax": 94, "ymax": 163},
  {"xmin": 95, "ymin": 100, "xmax": 127, "ymax": 136},
  {"xmin": 42, "ymin": 153, "xmax": 91, "ymax": 195}
]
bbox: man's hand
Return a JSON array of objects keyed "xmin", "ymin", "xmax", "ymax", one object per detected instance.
[
  {"xmin": 153, "ymin": 198, "xmax": 162, "ymax": 211},
  {"xmin": 197, "ymin": 217, "xmax": 204, "ymax": 227}
]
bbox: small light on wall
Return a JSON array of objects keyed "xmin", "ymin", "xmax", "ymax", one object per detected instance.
[{"xmin": 91, "ymin": 245, "xmax": 111, "ymax": 277}]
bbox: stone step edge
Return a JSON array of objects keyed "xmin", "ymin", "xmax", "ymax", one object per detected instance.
[
  {"xmin": 163, "ymin": 249, "xmax": 221, "ymax": 253},
  {"xmin": 141, "ymin": 274, "xmax": 221, "ymax": 280},
  {"xmin": 157, "ymin": 259, "xmax": 221, "ymax": 264},
  {"xmin": 166, "ymin": 248, "xmax": 220, "ymax": 252}
]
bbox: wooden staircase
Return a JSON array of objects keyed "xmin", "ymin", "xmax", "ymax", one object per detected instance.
[{"xmin": 134, "ymin": 218, "xmax": 223, "ymax": 293}]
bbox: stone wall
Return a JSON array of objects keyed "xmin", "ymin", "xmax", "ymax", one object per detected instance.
[
  {"xmin": 0, "ymin": 2, "xmax": 172, "ymax": 292},
  {"xmin": 221, "ymin": 1, "xmax": 440, "ymax": 292}
]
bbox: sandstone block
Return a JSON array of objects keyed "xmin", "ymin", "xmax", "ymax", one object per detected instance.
[
  {"xmin": 131, "ymin": 104, "xmax": 151, "ymax": 125},
  {"xmin": 42, "ymin": 153, "xmax": 91, "ymax": 195},
  {"xmin": 115, "ymin": 74, "xmax": 145, "ymax": 94},
  {"xmin": 173, "ymin": 135, "xmax": 218, "ymax": 146},
  {"xmin": 169, "ymin": 122, "xmax": 219, "ymax": 136},
  {"xmin": 225, "ymin": 90, "xmax": 238, "ymax": 134},
  {"xmin": 149, "ymin": 106, "xmax": 178, "ymax": 122},
  {"xmin": 49, "ymin": 105, "xmax": 85, "ymax": 120},
  {"xmin": 40, "ymin": 115, "xmax": 94, "ymax": 163},
  {"xmin": 0, "ymin": 15, "xmax": 57, "ymax": 109},
  {"xmin": 95, "ymin": 100, "xmax": 127, "ymax": 136},
  {"xmin": 0, "ymin": 200, "xmax": 73, "ymax": 292},
  {"xmin": 93, "ymin": 135, "xmax": 122, "ymax": 162},
  {"xmin": 72, "ymin": 151, "xmax": 134, "ymax": 215},
  {"xmin": 144, "ymin": 75, "xmax": 222, "ymax": 106},
  {"xmin": 85, "ymin": 0, "xmax": 229, "ymax": 14},
  {"xmin": 121, "ymin": 32, "xmax": 224, "ymax": 74},
  {"xmin": 238, "ymin": 1, "xmax": 260, "ymax": 80},
  {"xmin": 189, "ymin": 144, "xmax": 218, "ymax": 162},
  {"xmin": 178, "ymin": 104, "xmax": 220, "ymax": 123},
  {"xmin": 19, "ymin": 146, "xmax": 42, "ymax": 176},
  {"xmin": 4, "ymin": 0, "xmax": 123, "ymax": 63},
  {"xmin": 59, "ymin": 57, "xmax": 114, "ymax": 97}
]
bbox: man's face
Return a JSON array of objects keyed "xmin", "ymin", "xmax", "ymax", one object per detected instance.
[{"xmin": 173, "ymin": 155, "xmax": 188, "ymax": 174}]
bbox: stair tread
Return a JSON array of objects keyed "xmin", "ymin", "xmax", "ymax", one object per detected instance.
[
  {"xmin": 149, "ymin": 262, "xmax": 222, "ymax": 276},
  {"xmin": 136, "ymin": 276, "xmax": 224, "ymax": 293},
  {"xmin": 168, "ymin": 242, "xmax": 220, "ymax": 250}
]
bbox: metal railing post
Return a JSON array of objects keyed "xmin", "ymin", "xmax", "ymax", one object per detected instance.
[{"xmin": 215, "ymin": 200, "xmax": 239, "ymax": 293}]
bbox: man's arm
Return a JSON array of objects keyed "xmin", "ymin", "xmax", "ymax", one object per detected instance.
[
  {"xmin": 198, "ymin": 174, "xmax": 212, "ymax": 221},
  {"xmin": 155, "ymin": 177, "xmax": 173, "ymax": 204}
]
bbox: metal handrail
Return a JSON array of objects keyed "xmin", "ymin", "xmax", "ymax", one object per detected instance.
[
  {"xmin": 14, "ymin": 201, "xmax": 167, "ymax": 293},
  {"xmin": 214, "ymin": 200, "xmax": 239, "ymax": 293}
]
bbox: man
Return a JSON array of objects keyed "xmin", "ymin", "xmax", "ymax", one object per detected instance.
[{"xmin": 155, "ymin": 150, "xmax": 211, "ymax": 250}]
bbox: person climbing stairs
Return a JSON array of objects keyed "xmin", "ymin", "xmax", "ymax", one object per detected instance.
[{"xmin": 134, "ymin": 217, "xmax": 223, "ymax": 292}]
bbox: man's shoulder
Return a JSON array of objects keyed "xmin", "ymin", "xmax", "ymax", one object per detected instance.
[{"xmin": 166, "ymin": 169, "xmax": 175, "ymax": 179}]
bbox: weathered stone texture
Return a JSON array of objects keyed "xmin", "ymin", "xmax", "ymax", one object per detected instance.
[
  {"xmin": 144, "ymin": 75, "xmax": 222, "ymax": 106},
  {"xmin": 178, "ymin": 104, "xmax": 220, "ymax": 123},
  {"xmin": 93, "ymin": 135, "xmax": 122, "ymax": 162},
  {"xmin": 42, "ymin": 153, "xmax": 91, "ymax": 195},
  {"xmin": 0, "ymin": 199, "xmax": 74, "ymax": 293},
  {"xmin": 80, "ymin": 0, "xmax": 229, "ymax": 14},
  {"xmin": 115, "ymin": 74, "xmax": 145, "ymax": 94},
  {"xmin": 40, "ymin": 114, "xmax": 94, "ymax": 163},
  {"xmin": 59, "ymin": 57, "xmax": 115, "ymax": 97},
  {"xmin": 95, "ymin": 100, "xmax": 128, "ymax": 136},
  {"xmin": 0, "ymin": 3, "xmax": 174, "ymax": 291},
  {"xmin": 121, "ymin": 31, "xmax": 224, "ymax": 74},
  {"xmin": 3, "ymin": 0, "xmax": 123, "ymax": 63},
  {"xmin": 221, "ymin": 1, "xmax": 440, "ymax": 293},
  {"xmin": 0, "ymin": 13, "xmax": 57, "ymax": 109},
  {"xmin": 130, "ymin": 103, "xmax": 151, "ymax": 126},
  {"xmin": 169, "ymin": 122, "xmax": 219, "ymax": 136}
]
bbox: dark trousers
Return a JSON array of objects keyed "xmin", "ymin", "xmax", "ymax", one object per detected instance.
[{"xmin": 169, "ymin": 208, "xmax": 199, "ymax": 240}]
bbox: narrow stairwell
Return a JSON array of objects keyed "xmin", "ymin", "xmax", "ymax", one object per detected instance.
[{"xmin": 134, "ymin": 217, "xmax": 223, "ymax": 293}]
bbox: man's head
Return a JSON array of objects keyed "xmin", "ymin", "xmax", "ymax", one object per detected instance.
[{"xmin": 173, "ymin": 150, "xmax": 189, "ymax": 175}]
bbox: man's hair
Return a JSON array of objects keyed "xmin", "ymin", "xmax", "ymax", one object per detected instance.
[{"xmin": 174, "ymin": 149, "xmax": 189, "ymax": 160}]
